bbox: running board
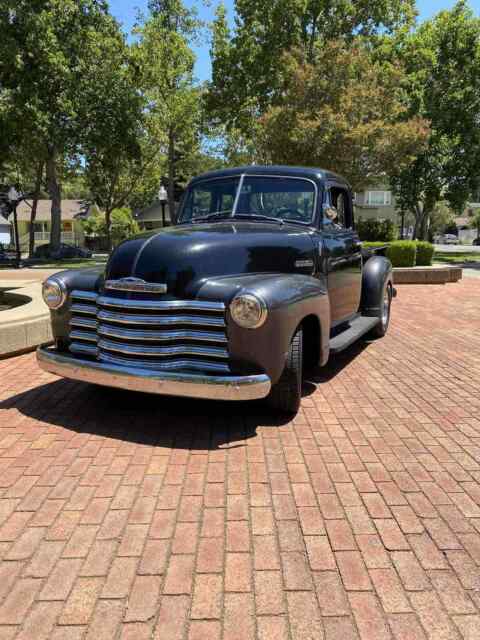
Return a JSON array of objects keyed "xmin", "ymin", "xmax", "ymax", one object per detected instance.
[{"xmin": 329, "ymin": 316, "xmax": 380, "ymax": 354}]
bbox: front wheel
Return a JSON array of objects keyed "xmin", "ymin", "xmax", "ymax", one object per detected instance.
[
  {"xmin": 369, "ymin": 282, "xmax": 393, "ymax": 338},
  {"xmin": 266, "ymin": 328, "xmax": 303, "ymax": 414}
]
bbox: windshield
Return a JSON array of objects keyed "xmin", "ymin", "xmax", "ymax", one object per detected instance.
[{"xmin": 178, "ymin": 176, "xmax": 316, "ymax": 224}]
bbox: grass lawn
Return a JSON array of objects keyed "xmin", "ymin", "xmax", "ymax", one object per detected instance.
[{"xmin": 434, "ymin": 251, "xmax": 480, "ymax": 265}]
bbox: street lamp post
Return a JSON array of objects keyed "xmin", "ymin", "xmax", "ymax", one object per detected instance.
[
  {"xmin": 7, "ymin": 186, "xmax": 22, "ymax": 268},
  {"xmin": 158, "ymin": 186, "xmax": 168, "ymax": 227}
]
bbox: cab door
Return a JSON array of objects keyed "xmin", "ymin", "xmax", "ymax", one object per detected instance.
[{"xmin": 321, "ymin": 184, "xmax": 362, "ymax": 325}]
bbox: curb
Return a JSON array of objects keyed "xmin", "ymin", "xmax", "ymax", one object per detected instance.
[{"xmin": 0, "ymin": 283, "xmax": 52, "ymax": 357}]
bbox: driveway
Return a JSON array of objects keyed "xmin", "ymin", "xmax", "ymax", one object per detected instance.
[{"xmin": 0, "ymin": 280, "xmax": 479, "ymax": 640}]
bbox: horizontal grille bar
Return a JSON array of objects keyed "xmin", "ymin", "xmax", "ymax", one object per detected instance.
[
  {"xmin": 70, "ymin": 342, "xmax": 98, "ymax": 357},
  {"xmin": 70, "ymin": 330, "xmax": 98, "ymax": 343},
  {"xmin": 71, "ymin": 303, "xmax": 97, "ymax": 316},
  {"xmin": 98, "ymin": 351, "xmax": 231, "ymax": 374},
  {"xmin": 98, "ymin": 324, "xmax": 227, "ymax": 344},
  {"xmin": 97, "ymin": 310, "xmax": 225, "ymax": 327},
  {"xmin": 97, "ymin": 296, "xmax": 225, "ymax": 313},
  {"xmin": 98, "ymin": 338, "xmax": 229, "ymax": 359},
  {"xmin": 71, "ymin": 290, "xmax": 98, "ymax": 302},
  {"xmin": 69, "ymin": 317, "xmax": 97, "ymax": 330}
]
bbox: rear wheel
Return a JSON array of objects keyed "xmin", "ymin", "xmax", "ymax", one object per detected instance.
[
  {"xmin": 267, "ymin": 328, "xmax": 303, "ymax": 414},
  {"xmin": 369, "ymin": 282, "xmax": 392, "ymax": 338}
]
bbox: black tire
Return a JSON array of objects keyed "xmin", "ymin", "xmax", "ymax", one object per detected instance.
[
  {"xmin": 369, "ymin": 282, "xmax": 393, "ymax": 338},
  {"xmin": 267, "ymin": 328, "xmax": 303, "ymax": 414}
]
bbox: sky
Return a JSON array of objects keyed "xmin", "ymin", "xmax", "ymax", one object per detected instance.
[{"xmin": 109, "ymin": 0, "xmax": 480, "ymax": 82}]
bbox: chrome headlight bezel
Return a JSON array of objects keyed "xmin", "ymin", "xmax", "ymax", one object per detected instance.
[
  {"xmin": 42, "ymin": 278, "xmax": 67, "ymax": 310},
  {"xmin": 229, "ymin": 293, "xmax": 268, "ymax": 329}
]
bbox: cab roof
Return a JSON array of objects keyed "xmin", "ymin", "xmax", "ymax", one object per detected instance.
[{"xmin": 190, "ymin": 165, "xmax": 351, "ymax": 189}]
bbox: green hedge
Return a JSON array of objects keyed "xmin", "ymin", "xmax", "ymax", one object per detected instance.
[
  {"xmin": 356, "ymin": 218, "xmax": 397, "ymax": 242},
  {"xmin": 363, "ymin": 240, "xmax": 434, "ymax": 267},
  {"xmin": 386, "ymin": 241, "xmax": 417, "ymax": 267},
  {"xmin": 415, "ymin": 241, "xmax": 434, "ymax": 266}
]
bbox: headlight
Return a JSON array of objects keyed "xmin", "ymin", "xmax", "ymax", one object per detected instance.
[
  {"xmin": 42, "ymin": 278, "xmax": 67, "ymax": 310},
  {"xmin": 230, "ymin": 293, "xmax": 267, "ymax": 329}
]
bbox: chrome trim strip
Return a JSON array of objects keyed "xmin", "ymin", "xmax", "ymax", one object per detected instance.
[
  {"xmin": 71, "ymin": 290, "xmax": 98, "ymax": 302},
  {"xmin": 104, "ymin": 279, "xmax": 167, "ymax": 294},
  {"xmin": 69, "ymin": 342, "xmax": 98, "ymax": 356},
  {"xmin": 70, "ymin": 330, "xmax": 98, "ymax": 343},
  {"xmin": 97, "ymin": 296, "xmax": 225, "ymax": 312},
  {"xmin": 37, "ymin": 346, "xmax": 271, "ymax": 401},
  {"xmin": 98, "ymin": 351, "xmax": 231, "ymax": 374},
  {"xmin": 71, "ymin": 303, "xmax": 97, "ymax": 316},
  {"xmin": 69, "ymin": 317, "xmax": 97, "ymax": 330},
  {"xmin": 97, "ymin": 310, "xmax": 225, "ymax": 327},
  {"xmin": 98, "ymin": 325, "xmax": 227, "ymax": 343},
  {"xmin": 98, "ymin": 339, "xmax": 228, "ymax": 359}
]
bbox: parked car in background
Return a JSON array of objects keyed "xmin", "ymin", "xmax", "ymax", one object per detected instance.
[
  {"xmin": 38, "ymin": 165, "xmax": 395, "ymax": 414},
  {"xmin": 33, "ymin": 243, "xmax": 92, "ymax": 260},
  {"xmin": 436, "ymin": 233, "xmax": 459, "ymax": 245}
]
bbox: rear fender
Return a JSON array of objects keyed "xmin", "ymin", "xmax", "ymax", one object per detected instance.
[{"xmin": 360, "ymin": 256, "xmax": 393, "ymax": 316}]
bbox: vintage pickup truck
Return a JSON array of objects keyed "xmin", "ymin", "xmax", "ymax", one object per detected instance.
[{"xmin": 37, "ymin": 166, "xmax": 394, "ymax": 413}]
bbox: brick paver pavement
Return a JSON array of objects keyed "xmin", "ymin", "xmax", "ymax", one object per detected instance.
[{"xmin": 0, "ymin": 279, "xmax": 480, "ymax": 639}]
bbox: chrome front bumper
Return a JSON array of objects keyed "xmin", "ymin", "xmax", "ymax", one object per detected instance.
[{"xmin": 37, "ymin": 345, "xmax": 271, "ymax": 402}]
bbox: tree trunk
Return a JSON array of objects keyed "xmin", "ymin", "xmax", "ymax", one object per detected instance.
[
  {"xmin": 28, "ymin": 162, "xmax": 44, "ymax": 259},
  {"xmin": 46, "ymin": 147, "xmax": 62, "ymax": 254},
  {"xmin": 167, "ymin": 127, "xmax": 176, "ymax": 224},
  {"xmin": 105, "ymin": 208, "xmax": 112, "ymax": 252}
]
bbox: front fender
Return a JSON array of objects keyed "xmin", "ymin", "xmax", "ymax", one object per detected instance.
[
  {"xmin": 197, "ymin": 274, "xmax": 330, "ymax": 385},
  {"xmin": 360, "ymin": 256, "xmax": 393, "ymax": 316}
]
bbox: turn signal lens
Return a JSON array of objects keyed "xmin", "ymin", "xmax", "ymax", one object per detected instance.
[
  {"xmin": 230, "ymin": 294, "xmax": 267, "ymax": 329},
  {"xmin": 42, "ymin": 279, "xmax": 67, "ymax": 310}
]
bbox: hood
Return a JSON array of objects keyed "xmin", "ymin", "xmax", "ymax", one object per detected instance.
[{"xmin": 106, "ymin": 221, "xmax": 315, "ymax": 297}]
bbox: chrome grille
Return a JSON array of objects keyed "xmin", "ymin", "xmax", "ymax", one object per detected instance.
[{"xmin": 68, "ymin": 287, "xmax": 230, "ymax": 373}]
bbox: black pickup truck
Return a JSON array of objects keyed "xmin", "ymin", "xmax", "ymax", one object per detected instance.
[{"xmin": 37, "ymin": 166, "xmax": 394, "ymax": 414}]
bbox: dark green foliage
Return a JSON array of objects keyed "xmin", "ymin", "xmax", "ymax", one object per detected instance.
[
  {"xmin": 356, "ymin": 218, "xmax": 397, "ymax": 242},
  {"xmin": 386, "ymin": 240, "xmax": 417, "ymax": 267},
  {"xmin": 415, "ymin": 241, "xmax": 434, "ymax": 266}
]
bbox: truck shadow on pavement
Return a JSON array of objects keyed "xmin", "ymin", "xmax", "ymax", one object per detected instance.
[{"xmin": 0, "ymin": 341, "xmax": 368, "ymax": 450}]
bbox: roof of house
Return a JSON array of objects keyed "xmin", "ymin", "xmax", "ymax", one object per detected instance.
[{"xmin": 15, "ymin": 200, "xmax": 88, "ymax": 222}]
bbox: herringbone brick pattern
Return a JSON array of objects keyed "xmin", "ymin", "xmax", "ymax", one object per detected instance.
[{"xmin": 0, "ymin": 279, "xmax": 479, "ymax": 639}]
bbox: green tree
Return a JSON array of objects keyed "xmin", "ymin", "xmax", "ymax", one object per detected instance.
[
  {"xmin": 259, "ymin": 43, "xmax": 428, "ymax": 191},
  {"xmin": 82, "ymin": 207, "xmax": 140, "ymax": 248},
  {"xmin": 389, "ymin": 2, "xmax": 480, "ymax": 239},
  {"xmin": 133, "ymin": 1, "xmax": 204, "ymax": 218},
  {"xmin": 208, "ymin": 0, "xmax": 416, "ymax": 138},
  {"xmin": 0, "ymin": 0, "xmax": 128, "ymax": 252},
  {"xmin": 81, "ymin": 24, "xmax": 145, "ymax": 250}
]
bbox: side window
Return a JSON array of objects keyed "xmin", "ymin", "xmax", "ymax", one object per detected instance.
[{"xmin": 323, "ymin": 186, "xmax": 351, "ymax": 230}]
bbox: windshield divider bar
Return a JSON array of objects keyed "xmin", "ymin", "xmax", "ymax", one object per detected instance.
[{"xmin": 231, "ymin": 174, "xmax": 245, "ymax": 217}]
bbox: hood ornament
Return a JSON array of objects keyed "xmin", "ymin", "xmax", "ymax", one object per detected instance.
[{"xmin": 104, "ymin": 277, "xmax": 167, "ymax": 294}]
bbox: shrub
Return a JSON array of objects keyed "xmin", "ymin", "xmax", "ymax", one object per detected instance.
[
  {"xmin": 415, "ymin": 241, "xmax": 434, "ymax": 266},
  {"xmin": 386, "ymin": 240, "xmax": 417, "ymax": 267},
  {"xmin": 356, "ymin": 218, "xmax": 397, "ymax": 242}
]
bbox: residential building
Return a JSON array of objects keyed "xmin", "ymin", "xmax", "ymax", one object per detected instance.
[
  {"xmin": 15, "ymin": 200, "xmax": 93, "ymax": 250},
  {"xmin": 134, "ymin": 201, "xmax": 173, "ymax": 230},
  {"xmin": 0, "ymin": 213, "xmax": 10, "ymax": 246},
  {"xmin": 354, "ymin": 187, "xmax": 398, "ymax": 223}
]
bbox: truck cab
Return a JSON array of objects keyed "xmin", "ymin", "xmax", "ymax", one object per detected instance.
[{"xmin": 37, "ymin": 166, "xmax": 394, "ymax": 414}]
